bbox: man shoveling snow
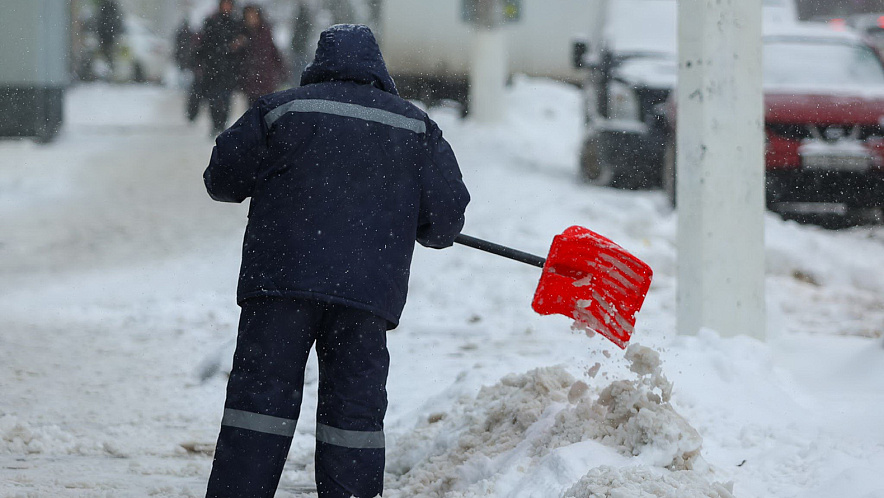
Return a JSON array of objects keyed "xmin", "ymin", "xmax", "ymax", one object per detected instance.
[{"xmin": 201, "ymin": 23, "xmax": 469, "ymax": 498}]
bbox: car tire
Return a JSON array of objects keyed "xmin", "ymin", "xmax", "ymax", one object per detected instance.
[
  {"xmin": 662, "ymin": 138, "xmax": 677, "ymax": 208},
  {"xmin": 579, "ymin": 136, "xmax": 616, "ymax": 186},
  {"xmin": 34, "ymin": 126, "xmax": 58, "ymax": 144}
]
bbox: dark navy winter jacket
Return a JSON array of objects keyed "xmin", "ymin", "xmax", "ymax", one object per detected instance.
[{"xmin": 204, "ymin": 24, "xmax": 470, "ymax": 327}]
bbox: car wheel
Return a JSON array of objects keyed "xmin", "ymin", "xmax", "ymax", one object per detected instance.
[
  {"xmin": 579, "ymin": 137, "xmax": 616, "ymax": 186},
  {"xmin": 662, "ymin": 138, "xmax": 677, "ymax": 208},
  {"xmin": 34, "ymin": 126, "xmax": 58, "ymax": 144}
]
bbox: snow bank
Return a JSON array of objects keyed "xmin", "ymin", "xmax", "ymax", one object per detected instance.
[
  {"xmin": 386, "ymin": 366, "xmax": 576, "ymax": 496},
  {"xmin": 540, "ymin": 346, "xmax": 702, "ymax": 470},
  {"xmin": 563, "ymin": 466, "xmax": 733, "ymax": 498},
  {"xmin": 0, "ymin": 415, "xmax": 81, "ymax": 456},
  {"xmin": 0, "ymin": 414, "xmax": 132, "ymax": 459},
  {"xmin": 385, "ymin": 345, "xmax": 727, "ymax": 497}
]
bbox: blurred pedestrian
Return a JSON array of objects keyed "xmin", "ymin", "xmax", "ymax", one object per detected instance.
[
  {"xmin": 96, "ymin": 0, "xmax": 124, "ymax": 72},
  {"xmin": 239, "ymin": 5, "xmax": 286, "ymax": 105},
  {"xmin": 174, "ymin": 19, "xmax": 196, "ymax": 72},
  {"xmin": 176, "ymin": 22, "xmax": 205, "ymax": 122},
  {"xmin": 289, "ymin": 0, "xmax": 313, "ymax": 85},
  {"xmin": 202, "ymin": 24, "xmax": 470, "ymax": 498},
  {"xmin": 194, "ymin": 0, "xmax": 244, "ymax": 136}
]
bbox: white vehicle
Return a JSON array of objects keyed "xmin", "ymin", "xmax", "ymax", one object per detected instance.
[
  {"xmin": 373, "ymin": 0, "xmax": 602, "ymax": 104},
  {"xmin": 364, "ymin": 0, "xmax": 796, "ymax": 115},
  {"xmin": 763, "ymin": 0, "xmax": 800, "ymax": 25}
]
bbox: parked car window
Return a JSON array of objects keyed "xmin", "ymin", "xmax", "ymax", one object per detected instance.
[{"xmin": 764, "ymin": 39, "xmax": 884, "ymax": 87}]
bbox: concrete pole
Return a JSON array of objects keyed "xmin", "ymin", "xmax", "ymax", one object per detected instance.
[
  {"xmin": 468, "ymin": 0, "xmax": 507, "ymax": 123},
  {"xmin": 676, "ymin": 0, "xmax": 766, "ymax": 340}
]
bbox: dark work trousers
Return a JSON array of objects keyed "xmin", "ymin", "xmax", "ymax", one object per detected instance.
[
  {"xmin": 205, "ymin": 87, "xmax": 233, "ymax": 136},
  {"xmin": 186, "ymin": 75, "xmax": 204, "ymax": 122},
  {"xmin": 206, "ymin": 297, "xmax": 390, "ymax": 498}
]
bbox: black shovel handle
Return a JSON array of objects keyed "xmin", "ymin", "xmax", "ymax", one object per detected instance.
[{"xmin": 455, "ymin": 234, "xmax": 546, "ymax": 269}]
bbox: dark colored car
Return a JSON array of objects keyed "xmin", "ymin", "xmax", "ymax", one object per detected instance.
[
  {"xmin": 573, "ymin": 0, "xmax": 797, "ymax": 189},
  {"xmin": 663, "ymin": 25, "xmax": 884, "ymax": 217},
  {"xmin": 574, "ymin": 0, "xmax": 678, "ymax": 189}
]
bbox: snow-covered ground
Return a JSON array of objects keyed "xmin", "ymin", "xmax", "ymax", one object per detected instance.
[{"xmin": 1, "ymin": 79, "xmax": 883, "ymax": 497}]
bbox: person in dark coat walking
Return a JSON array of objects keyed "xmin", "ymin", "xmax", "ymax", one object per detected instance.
[
  {"xmin": 174, "ymin": 19, "xmax": 196, "ymax": 72},
  {"xmin": 185, "ymin": 30, "xmax": 207, "ymax": 122},
  {"xmin": 96, "ymin": 0, "xmax": 124, "ymax": 71},
  {"xmin": 289, "ymin": 0, "xmax": 313, "ymax": 85},
  {"xmin": 239, "ymin": 5, "xmax": 285, "ymax": 105},
  {"xmin": 203, "ymin": 24, "xmax": 470, "ymax": 498},
  {"xmin": 195, "ymin": 0, "xmax": 244, "ymax": 135}
]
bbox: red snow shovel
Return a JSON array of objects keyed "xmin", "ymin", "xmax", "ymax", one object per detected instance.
[{"xmin": 455, "ymin": 226, "xmax": 653, "ymax": 349}]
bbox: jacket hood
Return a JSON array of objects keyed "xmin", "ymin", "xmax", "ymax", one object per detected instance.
[{"xmin": 300, "ymin": 24, "xmax": 398, "ymax": 95}]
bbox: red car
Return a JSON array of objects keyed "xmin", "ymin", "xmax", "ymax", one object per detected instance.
[{"xmin": 664, "ymin": 24, "xmax": 884, "ymax": 218}]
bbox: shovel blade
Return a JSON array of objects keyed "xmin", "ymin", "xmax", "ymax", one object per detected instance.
[{"xmin": 531, "ymin": 226, "xmax": 653, "ymax": 349}]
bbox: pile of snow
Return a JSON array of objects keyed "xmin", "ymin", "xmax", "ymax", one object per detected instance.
[
  {"xmin": 384, "ymin": 345, "xmax": 728, "ymax": 497},
  {"xmin": 0, "ymin": 414, "xmax": 132, "ymax": 460},
  {"xmin": 0, "ymin": 415, "xmax": 80, "ymax": 456},
  {"xmin": 564, "ymin": 466, "xmax": 733, "ymax": 498},
  {"xmin": 542, "ymin": 346, "xmax": 701, "ymax": 470}
]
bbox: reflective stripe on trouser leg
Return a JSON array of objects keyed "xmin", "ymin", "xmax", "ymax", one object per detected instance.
[
  {"xmin": 206, "ymin": 425, "xmax": 294, "ymax": 498},
  {"xmin": 209, "ymin": 410, "xmax": 298, "ymax": 497},
  {"xmin": 316, "ymin": 423, "xmax": 384, "ymax": 448},
  {"xmin": 314, "ymin": 304, "xmax": 390, "ymax": 498},
  {"xmin": 206, "ymin": 298, "xmax": 323, "ymax": 498},
  {"xmin": 222, "ymin": 409, "xmax": 297, "ymax": 437}
]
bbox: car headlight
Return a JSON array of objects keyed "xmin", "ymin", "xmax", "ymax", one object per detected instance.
[{"xmin": 608, "ymin": 80, "xmax": 641, "ymax": 122}]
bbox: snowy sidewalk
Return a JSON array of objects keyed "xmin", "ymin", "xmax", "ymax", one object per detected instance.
[{"xmin": 1, "ymin": 81, "xmax": 883, "ymax": 497}]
